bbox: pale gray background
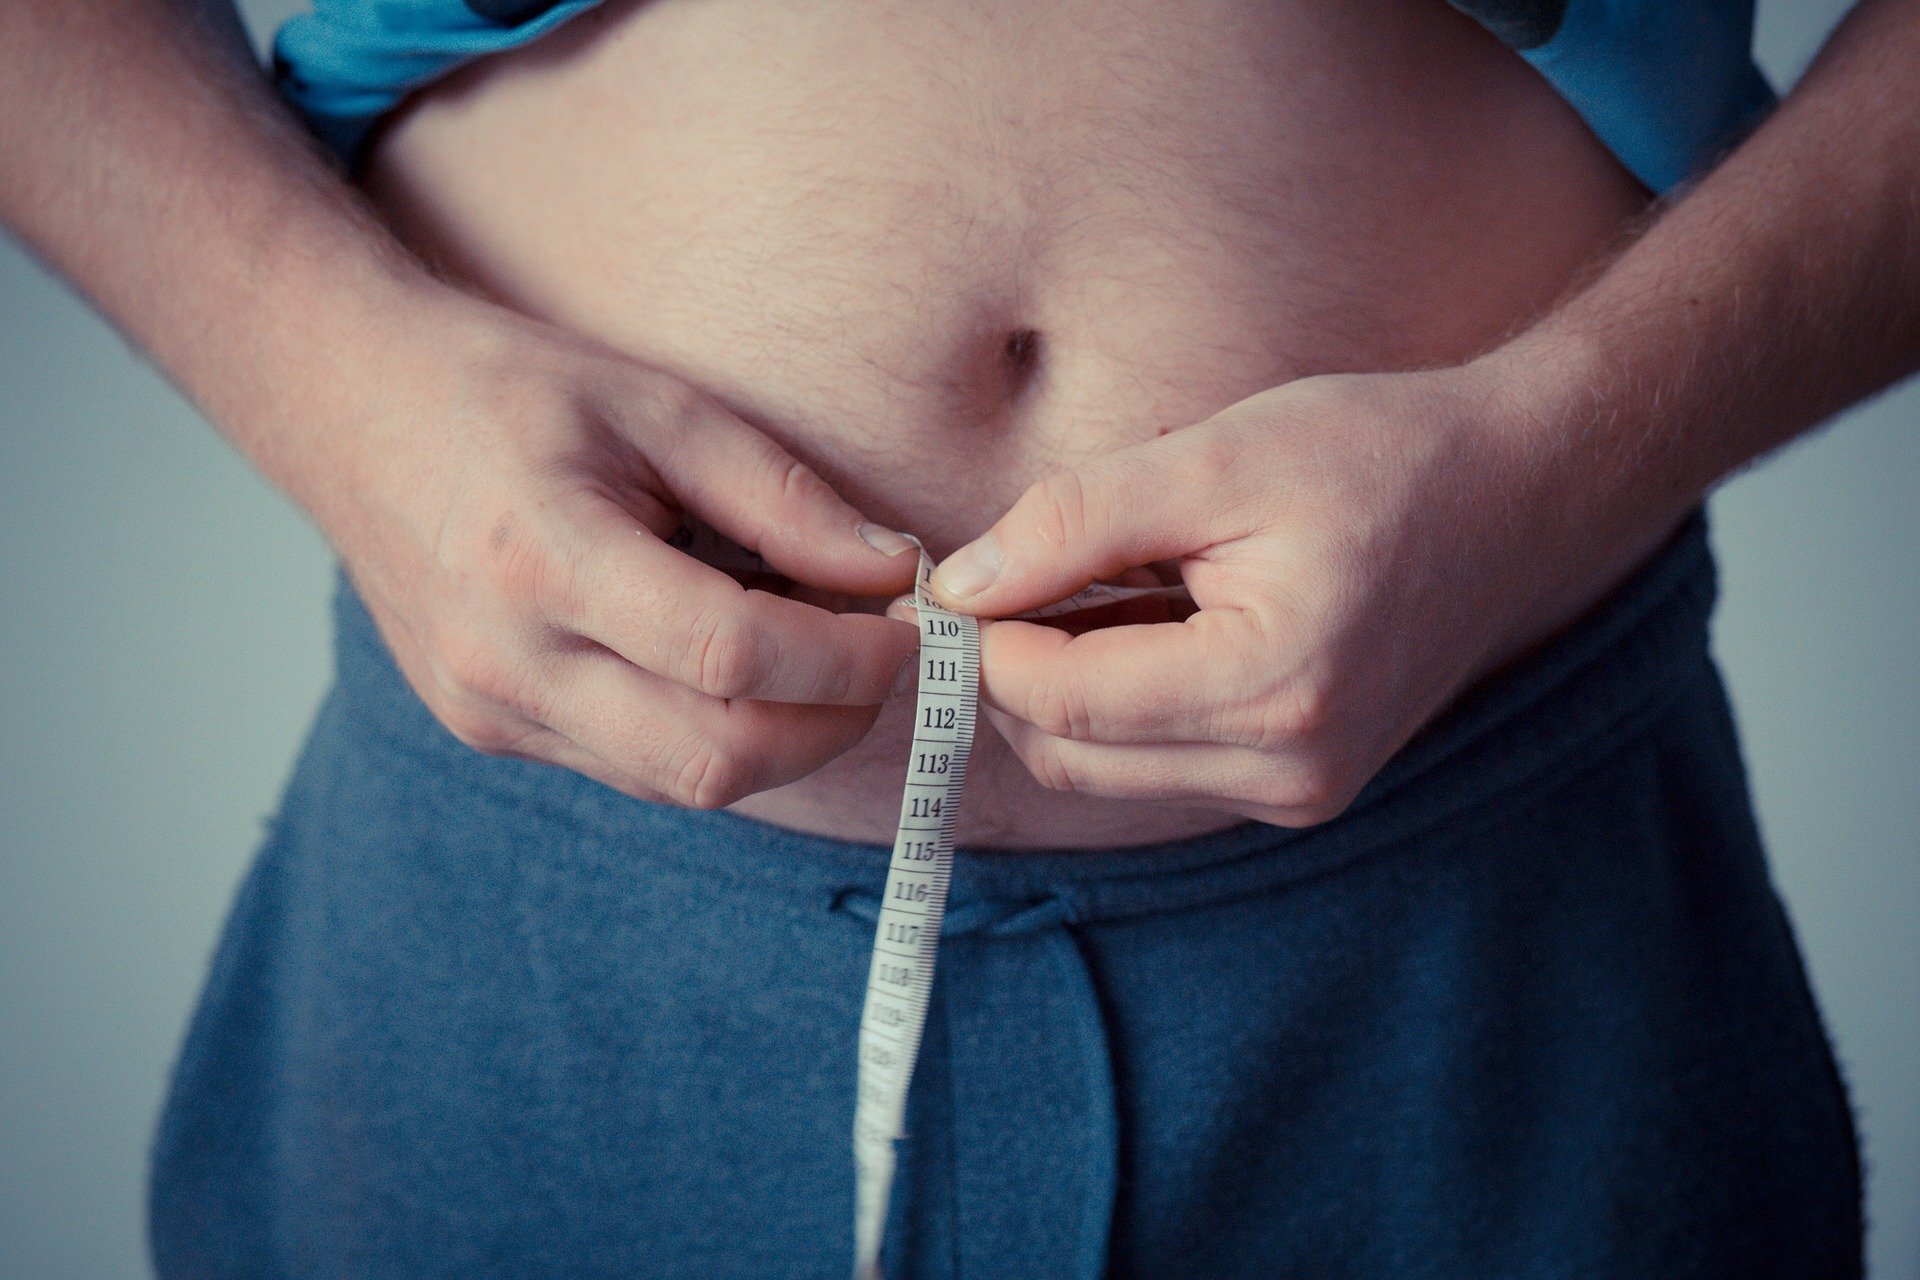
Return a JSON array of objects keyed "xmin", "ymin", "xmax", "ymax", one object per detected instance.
[{"xmin": 1, "ymin": 0, "xmax": 1914, "ymax": 1275}]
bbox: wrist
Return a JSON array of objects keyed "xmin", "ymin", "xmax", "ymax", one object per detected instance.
[
  {"xmin": 1467, "ymin": 329, "xmax": 1710, "ymax": 542},
  {"xmin": 1446, "ymin": 337, "xmax": 1704, "ymax": 662},
  {"xmin": 196, "ymin": 261, "xmax": 498, "ymax": 527}
]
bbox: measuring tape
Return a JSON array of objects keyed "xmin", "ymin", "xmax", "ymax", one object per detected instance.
[
  {"xmin": 670, "ymin": 521, "xmax": 1184, "ymax": 1279},
  {"xmin": 851, "ymin": 543, "xmax": 977, "ymax": 1280},
  {"xmin": 853, "ymin": 539, "xmax": 1192, "ymax": 1278}
]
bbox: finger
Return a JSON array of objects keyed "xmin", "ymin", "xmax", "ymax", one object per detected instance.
[
  {"xmin": 543, "ymin": 644, "xmax": 883, "ymax": 807},
  {"xmin": 465, "ymin": 719, "xmax": 682, "ymax": 806},
  {"xmin": 927, "ymin": 423, "xmax": 1254, "ymax": 616},
  {"xmin": 976, "ymin": 608, "xmax": 1285, "ymax": 746},
  {"xmin": 633, "ymin": 389, "xmax": 921, "ymax": 597},
  {"xmin": 566, "ymin": 495, "xmax": 918, "ymax": 705},
  {"xmin": 983, "ymin": 706, "xmax": 1347, "ymax": 827},
  {"xmin": 888, "ymin": 591, "xmax": 1185, "ymax": 634}
]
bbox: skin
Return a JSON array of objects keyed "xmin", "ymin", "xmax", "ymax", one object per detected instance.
[
  {"xmin": 0, "ymin": 0, "xmax": 925, "ymax": 811},
  {"xmin": 1, "ymin": 0, "xmax": 1916, "ymax": 844},
  {"xmin": 349, "ymin": 0, "xmax": 1655, "ymax": 846},
  {"xmin": 923, "ymin": 0, "xmax": 1920, "ymax": 826}
]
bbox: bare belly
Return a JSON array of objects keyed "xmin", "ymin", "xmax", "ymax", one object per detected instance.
[{"xmin": 360, "ymin": 0, "xmax": 1649, "ymax": 848}]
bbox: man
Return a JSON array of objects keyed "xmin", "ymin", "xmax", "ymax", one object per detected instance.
[{"xmin": 1, "ymin": 0, "xmax": 1910, "ymax": 1274}]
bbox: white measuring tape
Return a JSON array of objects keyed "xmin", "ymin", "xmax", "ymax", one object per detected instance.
[
  {"xmin": 851, "ymin": 544, "xmax": 978, "ymax": 1280},
  {"xmin": 670, "ymin": 521, "xmax": 1185, "ymax": 1279},
  {"xmin": 859, "ymin": 539, "xmax": 1202, "ymax": 1278}
]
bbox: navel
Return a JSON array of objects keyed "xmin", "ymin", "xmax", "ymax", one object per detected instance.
[{"xmin": 1002, "ymin": 326, "xmax": 1043, "ymax": 372}]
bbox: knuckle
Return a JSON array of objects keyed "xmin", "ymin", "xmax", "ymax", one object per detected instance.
[
  {"xmin": 438, "ymin": 700, "xmax": 529, "ymax": 757},
  {"xmin": 438, "ymin": 633, "xmax": 519, "ymax": 707},
  {"xmin": 1184, "ymin": 434, "xmax": 1258, "ymax": 517},
  {"xmin": 681, "ymin": 603, "xmax": 767, "ymax": 699},
  {"xmin": 1265, "ymin": 758, "xmax": 1359, "ymax": 826},
  {"xmin": 771, "ymin": 454, "xmax": 829, "ymax": 511},
  {"xmin": 1253, "ymin": 675, "xmax": 1335, "ymax": 750},
  {"xmin": 723, "ymin": 428, "xmax": 833, "ymax": 523},
  {"xmin": 1022, "ymin": 469, "xmax": 1096, "ymax": 555},
  {"xmin": 1027, "ymin": 671, "xmax": 1093, "ymax": 742},
  {"xmin": 665, "ymin": 739, "xmax": 753, "ymax": 810},
  {"xmin": 470, "ymin": 500, "xmax": 585, "ymax": 625},
  {"xmin": 810, "ymin": 645, "xmax": 862, "ymax": 706},
  {"xmin": 1017, "ymin": 737, "xmax": 1081, "ymax": 793},
  {"xmin": 631, "ymin": 367, "xmax": 705, "ymax": 432},
  {"xmin": 1029, "ymin": 750, "xmax": 1078, "ymax": 793},
  {"xmin": 1185, "ymin": 429, "xmax": 1241, "ymax": 489},
  {"xmin": 609, "ymin": 772, "xmax": 664, "ymax": 803},
  {"xmin": 430, "ymin": 626, "xmax": 551, "ymax": 730},
  {"xmin": 528, "ymin": 530, "xmax": 590, "ymax": 623}
]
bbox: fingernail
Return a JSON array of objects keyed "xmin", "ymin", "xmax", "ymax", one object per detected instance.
[
  {"xmin": 931, "ymin": 535, "xmax": 1003, "ymax": 600},
  {"xmin": 857, "ymin": 522, "xmax": 918, "ymax": 557}
]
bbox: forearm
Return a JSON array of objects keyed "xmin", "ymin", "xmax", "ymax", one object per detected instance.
[
  {"xmin": 1485, "ymin": 0, "xmax": 1920, "ymax": 539},
  {"xmin": 0, "ymin": 0, "xmax": 454, "ymax": 518}
]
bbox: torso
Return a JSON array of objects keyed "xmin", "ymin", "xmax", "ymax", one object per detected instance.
[{"xmin": 359, "ymin": 0, "xmax": 1650, "ymax": 848}]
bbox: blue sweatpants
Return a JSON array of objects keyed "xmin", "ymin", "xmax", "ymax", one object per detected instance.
[{"xmin": 148, "ymin": 511, "xmax": 1862, "ymax": 1278}]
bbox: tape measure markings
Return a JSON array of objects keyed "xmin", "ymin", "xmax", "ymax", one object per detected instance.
[
  {"xmin": 851, "ymin": 540, "xmax": 1191, "ymax": 1280},
  {"xmin": 853, "ymin": 543, "xmax": 977, "ymax": 1279}
]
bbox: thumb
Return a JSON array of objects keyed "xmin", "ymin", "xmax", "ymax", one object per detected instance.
[{"xmin": 928, "ymin": 428, "xmax": 1228, "ymax": 616}]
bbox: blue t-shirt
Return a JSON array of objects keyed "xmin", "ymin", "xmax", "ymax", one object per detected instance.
[{"xmin": 272, "ymin": 0, "xmax": 1775, "ymax": 195}]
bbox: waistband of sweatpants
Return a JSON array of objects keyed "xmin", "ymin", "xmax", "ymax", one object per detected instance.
[{"xmin": 328, "ymin": 509, "xmax": 1718, "ymax": 930}]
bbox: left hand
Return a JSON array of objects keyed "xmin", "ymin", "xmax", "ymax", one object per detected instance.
[{"xmin": 923, "ymin": 364, "xmax": 1667, "ymax": 826}]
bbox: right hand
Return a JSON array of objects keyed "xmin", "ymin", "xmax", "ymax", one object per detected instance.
[{"xmin": 307, "ymin": 294, "xmax": 922, "ymax": 808}]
